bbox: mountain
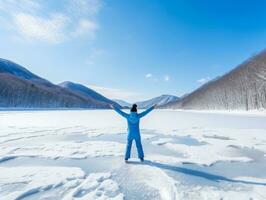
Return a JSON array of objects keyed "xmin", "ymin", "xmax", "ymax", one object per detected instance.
[
  {"xmin": 114, "ymin": 95, "xmax": 180, "ymax": 109},
  {"xmin": 59, "ymin": 81, "xmax": 121, "ymax": 108},
  {"xmin": 136, "ymin": 95, "xmax": 180, "ymax": 109},
  {"xmin": 113, "ymin": 99, "xmax": 131, "ymax": 108},
  {"xmin": 0, "ymin": 58, "xmax": 52, "ymax": 86},
  {"xmin": 164, "ymin": 50, "xmax": 266, "ymax": 110},
  {"xmin": 0, "ymin": 58, "xmax": 110, "ymax": 109}
]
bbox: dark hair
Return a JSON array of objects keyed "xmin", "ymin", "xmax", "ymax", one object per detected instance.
[{"xmin": 131, "ymin": 104, "xmax": 137, "ymax": 112}]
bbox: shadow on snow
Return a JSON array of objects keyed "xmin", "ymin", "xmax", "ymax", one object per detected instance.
[{"xmin": 126, "ymin": 160, "xmax": 266, "ymax": 186}]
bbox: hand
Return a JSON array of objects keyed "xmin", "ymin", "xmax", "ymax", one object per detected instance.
[{"xmin": 153, "ymin": 104, "xmax": 157, "ymax": 109}]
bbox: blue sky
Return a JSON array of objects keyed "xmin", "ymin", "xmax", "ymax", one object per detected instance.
[{"xmin": 1, "ymin": 0, "xmax": 266, "ymax": 102}]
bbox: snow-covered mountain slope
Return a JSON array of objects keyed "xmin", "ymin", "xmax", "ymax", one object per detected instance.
[
  {"xmin": 0, "ymin": 73, "xmax": 110, "ymax": 108},
  {"xmin": 0, "ymin": 59, "xmax": 109, "ymax": 108},
  {"xmin": 164, "ymin": 50, "xmax": 266, "ymax": 110},
  {"xmin": 136, "ymin": 95, "xmax": 180, "ymax": 109},
  {"xmin": 0, "ymin": 58, "xmax": 52, "ymax": 86},
  {"xmin": 59, "ymin": 81, "xmax": 121, "ymax": 108},
  {"xmin": 113, "ymin": 99, "xmax": 131, "ymax": 108}
]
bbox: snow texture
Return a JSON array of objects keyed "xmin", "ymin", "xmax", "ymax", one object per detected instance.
[{"xmin": 0, "ymin": 110, "xmax": 266, "ymax": 199}]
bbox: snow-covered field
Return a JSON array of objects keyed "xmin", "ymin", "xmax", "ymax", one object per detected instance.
[{"xmin": 0, "ymin": 110, "xmax": 266, "ymax": 200}]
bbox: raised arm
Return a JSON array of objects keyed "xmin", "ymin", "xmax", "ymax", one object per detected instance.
[
  {"xmin": 138, "ymin": 105, "xmax": 156, "ymax": 118},
  {"xmin": 111, "ymin": 105, "xmax": 129, "ymax": 118}
]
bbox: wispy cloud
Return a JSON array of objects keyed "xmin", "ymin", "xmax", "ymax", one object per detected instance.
[
  {"xmin": 145, "ymin": 73, "xmax": 153, "ymax": 78},
  {"xmin": 145, "ymin": 73, "xmax": 171, "ymax": 82},
  {"xmin": 0, "ymin": 0, "xmax": 102, "ymax": 44},
  {"xmin": 197, "ymin": 77, "xmax": 211, "ymax": 84},
  {"xmin": 164, "ymin": 75, "xmax": 170, "ymax": 82},
  {"xmin": 72, "ymin": 19, "xmax": 98, "ymax": 38},
  {"xmin": 13, "ymin": 13, "xmax": 69, "ymax": 43},
  {"xmin": 66, "ymin": 0, "xmax": 102, "ymax": 16},
  {"xmin": 0, "ymin": 0, "xmax": 41, "ymax": 13}
]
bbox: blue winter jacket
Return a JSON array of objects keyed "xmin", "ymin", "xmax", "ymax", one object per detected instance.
[{"xmin": 114, "ymin": 107, "xmax": 154, "ymax": 140}]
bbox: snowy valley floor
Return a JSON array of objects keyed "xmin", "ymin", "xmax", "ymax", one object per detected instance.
[{"xmin": 0, "ymin": 110, "xmax": 266, "ymax": 200}]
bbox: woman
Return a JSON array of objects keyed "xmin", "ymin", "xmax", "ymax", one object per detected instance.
[{"xmin": 111, "ymin": 103, "xmax": 156, "ymax": 162}]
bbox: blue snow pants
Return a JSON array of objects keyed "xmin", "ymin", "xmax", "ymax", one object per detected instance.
[{"xmin": 125, "ymin": 138, "xmax": 144, "ymax": 159}]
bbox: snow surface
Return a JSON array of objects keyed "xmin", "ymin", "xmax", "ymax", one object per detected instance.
[{"xmin": 0, "ymin": 110, "xmax": 266, "ymax": 199}]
